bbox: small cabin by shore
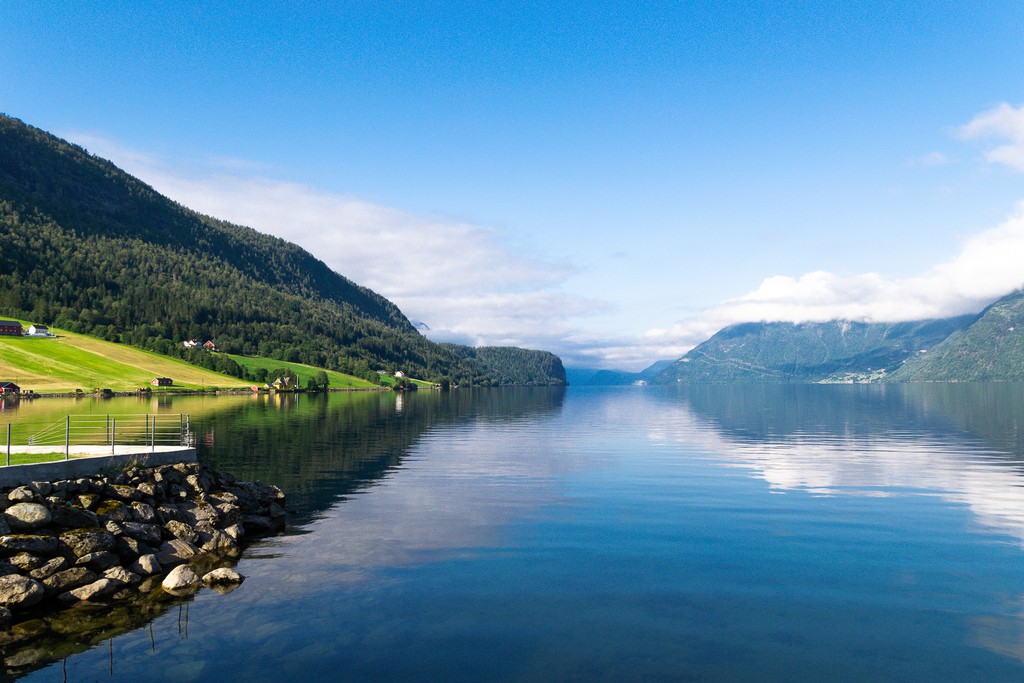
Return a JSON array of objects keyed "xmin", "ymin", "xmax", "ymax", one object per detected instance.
[
  {"xmin": 0, "ymin": 382, "xmax": 20, "ymax": 394},
  {"xmin": 150, "ymin": 377, "xmax": 173, "ymax": 387}
]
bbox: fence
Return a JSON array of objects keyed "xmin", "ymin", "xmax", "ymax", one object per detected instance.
[{"xmin": 2, "ymin": 414, "xmax": 194, "ymax": 466}]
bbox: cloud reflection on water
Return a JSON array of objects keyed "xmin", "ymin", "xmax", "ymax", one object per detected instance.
[
  {"xmin": 648, "ymin": 384, "xmax": 1024, "ymax": 547},
  {"xmin": 260, "ymin": 412, "xmax": 579, "ymax": 588}
]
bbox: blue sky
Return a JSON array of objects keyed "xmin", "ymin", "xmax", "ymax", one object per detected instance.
[{"xmin": 3, "ymin": 1, "xmax": 1024, "ymax": 368}]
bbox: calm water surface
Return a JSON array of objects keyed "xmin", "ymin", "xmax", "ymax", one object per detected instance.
[{"xmin": 7, "ymin": 384, "xmax": 1024, "ymax": 681}]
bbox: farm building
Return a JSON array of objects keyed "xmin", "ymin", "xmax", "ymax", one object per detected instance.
[
  {"xmin": 0, "ymin": 321, "xmax": 23, "ymax": 336},
  {"xmin": 0, "ymin": 382, "xmax": 20, "ymax": 394},
  {"xmin": 27, "ymin": 324, "xmax": 50, "ymax": 336},
  {"xmin": 150, "ymin": 377, "xmax": 173, "ymax": 387}
]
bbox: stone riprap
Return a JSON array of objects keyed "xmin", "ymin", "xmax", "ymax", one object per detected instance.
[{"xmin": 0, "ymin": 461, "xmax": 284, "ymax": 626}]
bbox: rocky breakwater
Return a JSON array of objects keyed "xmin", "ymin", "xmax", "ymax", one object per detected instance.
[{"xmin": 0, "ymin": 461, "xmax": 285, "ymax": 624}]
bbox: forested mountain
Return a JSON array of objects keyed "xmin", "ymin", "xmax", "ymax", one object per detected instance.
[
  {"xmin": 0, "ymin": 114, "xmax": 566, "ymax": 386},
  {"xmin": 445, "ymin": 345, "xmax": 567, "ymax": 386},
  {"xmin": 888, "ymin": 290, "xmax": 1024, "ymax": 381},
  {"xmin": 652, "ymin": 317, "xmax": 976, "ymax": 384},
  {"xmin": 566, "ymin": 360, "xmax": 673, "ymax": 386}
]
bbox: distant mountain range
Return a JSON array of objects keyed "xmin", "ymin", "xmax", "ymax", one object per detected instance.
[
  {"xmin": 651, "ymin": 317, "xmax": 974, "ymax": 384},
  {"xmin": 0, "ymin": 114, "xmax": 565, "ymax": 386},
  {"xmin": 647, "ymin": 290, "xmax": 1024, "ymax": 384}
]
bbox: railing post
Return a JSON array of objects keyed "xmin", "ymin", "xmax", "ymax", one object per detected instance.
[
  {"xmin": 106, "ymin": 415, "xmax": 110, "ymax": 445},
  {"xmin": 185, "ymin": 415, "xmax": 190, "ymax": 447},
  {"xmin": 179, "ymin": 414, "xmax": 183, "ymax": 446},
  {"xmin": 65, "ymin": 415, "xmax": 70, "ymax": 460},
  {"xmin": 111, "ymin": 419, "xmax": 116, "ymax": 455},
  {"xmin": 6, "ymin": 423, "xmax": 9, "ymax": 466},
  {"xmin": 151, "ymin": 415, "xmax": 156, "ymax": 453}
]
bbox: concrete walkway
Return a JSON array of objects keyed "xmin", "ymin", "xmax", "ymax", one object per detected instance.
[{"xmin": 0, "ymin": 446, "xmax": 197, "ymax": 488}]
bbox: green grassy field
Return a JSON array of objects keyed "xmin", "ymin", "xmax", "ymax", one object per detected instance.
[
  {"xmin": 226, "ymin": 355, "xmax": 381, "ymax": 389},
  {"xmin": 0, "ymin": 452, "xmax": 72, "ymax": 465},
  {"xmin": 226, "ymin": 356, "xmax": 438, "ymax": 387},
  {"xmin": 397, "ymin": 376, "xmax": 435, "ymax": 388},
  {"xmin": 227, "ymin": 355, "xmax": 436, "ymax": 389},
  {"xmin": 0, "ymin": 328, "xmax": 246, "ymax": 393}
]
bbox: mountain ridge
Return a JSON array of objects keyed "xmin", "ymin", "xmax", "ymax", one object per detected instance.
[
  {"xmin": 888, "ymin": 289, "xmax": 1024, "ymax": 381},
  {"xmin": 652, "ymin": 316, "xmax": 979, "ymax": 384}
]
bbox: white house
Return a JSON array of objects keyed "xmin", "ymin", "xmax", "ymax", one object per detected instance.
[{"xmin": 27, "ymin": 325, "xmax": 51, "ymax": 337}]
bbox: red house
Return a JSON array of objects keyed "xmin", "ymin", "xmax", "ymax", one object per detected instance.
[{"xmin": 0, "ymin": 321, "xmax": 23, "ymax": 336}]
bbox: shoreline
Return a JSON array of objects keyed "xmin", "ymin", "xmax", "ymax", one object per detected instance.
[{"xmin": 9, "ymin": 386, "xmax": 396, "ymax": 400}]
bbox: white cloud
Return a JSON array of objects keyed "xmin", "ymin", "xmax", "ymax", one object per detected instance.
[
  {"xmin": 64, "ymin": 131, "xmax": 606, "ymax": 357},
  {"xmin": 652, "ymin": 202, "xmax": 1024, "ymax": 352},
  {"xmin": 911, "ymin": 151, "xmax": 952, "ymax": 167},
  {"xmin": 957, "ymin": 102, "xmax": 1024, "ymax": 171}
]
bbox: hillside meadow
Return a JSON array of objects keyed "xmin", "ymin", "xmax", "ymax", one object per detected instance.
[
  {"xmin": 0, "ymin": 327, "xmax": 247, "ymax": 393},
  {"xmin": 226, "ymin": 354, "xmax": 380, "ymax": 389},
  {"xmin": 226, "ymin": 356, "xmax": 435, "ymax": 389}
]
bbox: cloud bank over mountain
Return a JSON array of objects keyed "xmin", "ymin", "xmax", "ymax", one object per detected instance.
[{"xmin": 642, "ymin": 203, "xmax": 1024, "ymax": 360}]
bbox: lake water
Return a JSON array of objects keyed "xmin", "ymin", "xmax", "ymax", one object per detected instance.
[{"xmin": 8, "ymin": 383, "xmax": 1024, "ymax": 681}]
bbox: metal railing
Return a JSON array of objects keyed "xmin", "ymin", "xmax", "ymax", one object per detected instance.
[{"xmin": 3, "ymin": 414, "xmax": 193, "ymax": 465}]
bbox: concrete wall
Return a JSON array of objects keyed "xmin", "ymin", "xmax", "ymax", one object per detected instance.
[{"xmin": 0, "ymin": 448, "xmax": 197, "ymax": 489}]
